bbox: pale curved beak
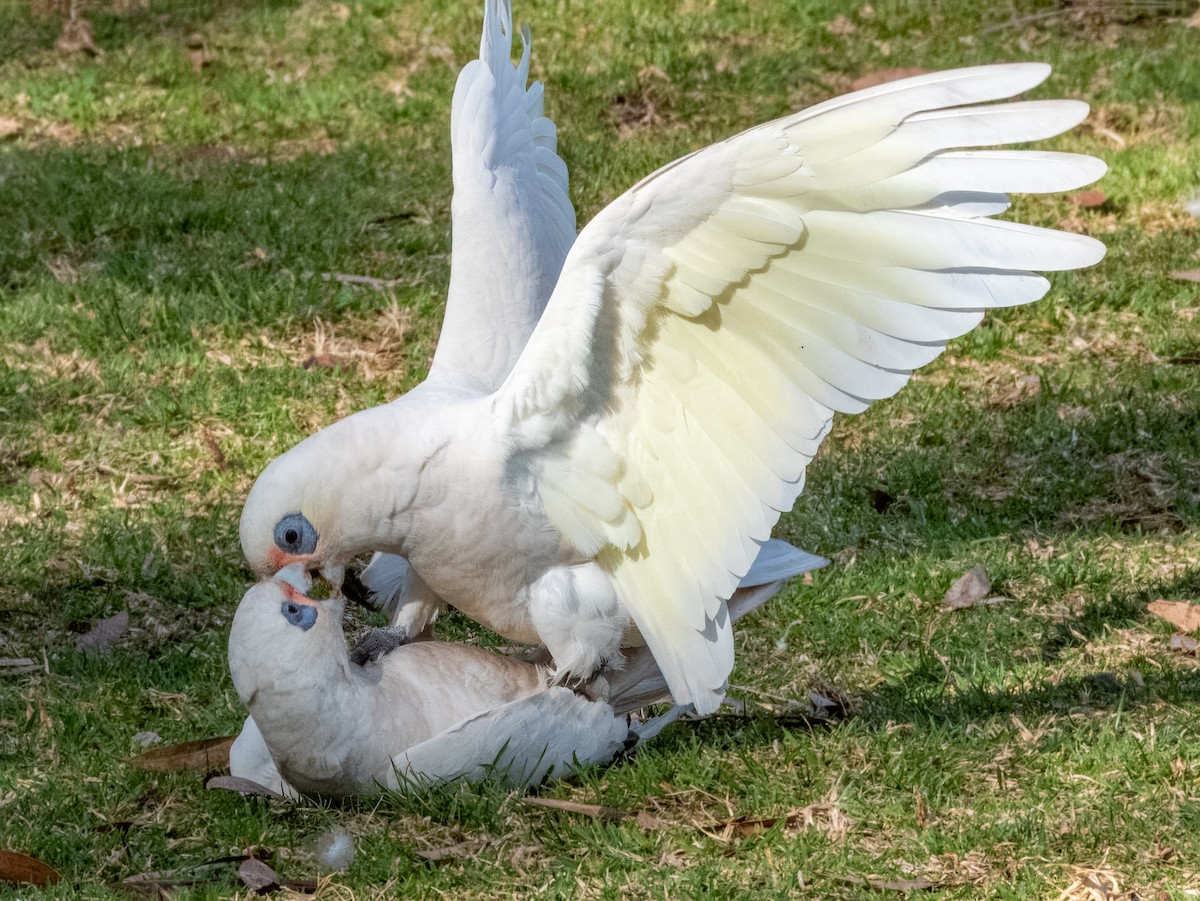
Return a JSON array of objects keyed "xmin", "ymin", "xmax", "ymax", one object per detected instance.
[{"xmin": 275, "ymin": 562, "xmax": 313, "ymax": 594}]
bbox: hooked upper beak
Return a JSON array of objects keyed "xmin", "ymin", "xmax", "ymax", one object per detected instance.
[
  {"xmin": 275, "ymin": 562, "xmax": 313, "ymax": 594},
  {"xmin": 265, "ymin": 546, "xmax": 346, "ymax": 596}
]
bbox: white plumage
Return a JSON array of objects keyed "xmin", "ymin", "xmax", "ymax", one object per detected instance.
[
  {"xmin": 239, "ymin": 0, "xmax": 1105, "ymax": 715},
  {"xmin": 228, "ymin": 542, "xmax": 825, "ymax": 798}
]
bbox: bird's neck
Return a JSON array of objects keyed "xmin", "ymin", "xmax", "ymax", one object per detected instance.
[
  {"xmin": 322, "ymin": 386, "xmax": 488, "ymax": 563},
  {"xmin": 319, "ymin": 402, "xmax": 430, "ymax": 559},
  {"xmin": 232, "ymin": 602, "xmax": 374, "ymax": 791}
]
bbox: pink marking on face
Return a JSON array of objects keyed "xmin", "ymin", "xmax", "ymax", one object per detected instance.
[{"xmin": 268, "ymin": 546, "xmax": 314, "ymax": 573}]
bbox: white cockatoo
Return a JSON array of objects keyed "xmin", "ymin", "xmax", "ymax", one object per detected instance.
[
  {"xmin": 228, "ymin": 541, "xmax": 825, "ymax": 799},
  {"xmin": 239, "ymin": 0, "xmax": 1107, "ymax": 715}
]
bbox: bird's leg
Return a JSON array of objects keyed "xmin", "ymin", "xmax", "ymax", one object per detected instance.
[
  {"xmin": 628, "ymin": 704, "xmax": 693, "ymax": 743},
  {"xmin": 346, "ymin": 565, "xmax": 442, "ymax": 665},
  {"xmin": 528, "ymin": 562, "xmax": 627, "ymax": 703},
  {"xmin": 349, "ymin": 625, "xmax": 410, "ymax": 666}
]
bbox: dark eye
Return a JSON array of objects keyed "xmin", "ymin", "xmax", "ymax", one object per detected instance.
[
  {"xmin": 280, "ymin": 600, "xmax": 318, "ymax": 631},
  {"xmin": 274, "ymin": 513, "xmax": 318, "ymax": 555}
]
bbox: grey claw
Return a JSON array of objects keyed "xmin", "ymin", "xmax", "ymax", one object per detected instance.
[
  {"xmin": 559, "ymin": 662, "xmax": 611, "ymax": 703},
  {"xmin": 349, "ymin": 626, "xmax": 410, "ymax": 666}
]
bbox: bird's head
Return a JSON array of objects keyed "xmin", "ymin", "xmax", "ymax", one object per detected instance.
[
  {"xmin": 240, "ymin": 407, "xmax": 415, "ymax": 594},
  {"xmin": 228, "ymin": 569, "xmax": 347, "ymax": 706},
  {"xmin": 240, "ymin": 432, "xmax": 354, "ymax": 592}
]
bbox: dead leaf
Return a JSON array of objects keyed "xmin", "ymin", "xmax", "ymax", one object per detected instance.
[
  {"xmin": 130, "ymin": 735, "xmax": 235, "ymax": 772},
  {"xmin": 205, "ymin": 775, "xmax": 288, "ymax": 800},
  {"xmin": 659, "ymin": 848, "xmax": 688, "ymax": 867},
  {"xmin": 850, "ymin": 67, "xmax": 932, "ymax": 91},
  {"xmin": 238, "ymin": 858, "xmax": 279, "ymax": 894},
  {"xmin": 75, "ymin": 610, "xmax": 129, "ymax": 653},
  {"xmin": 609, "ymin": 66, "xmax": 676, "ymax": 140},
  {"xmin": 1170, "ymin": 270, "xmax": 1200, "ymax": 282},
  {"xmin": 301, "ymin": 354, "xmax": 353, "ymax": 371},
  {"xmin": 117, "ymin": 858, "xmax": 315, "ymax": 895},
  {"xmin": 0, "ymin": 850, "xmax": 60, "ymax": 887},
  {"xmin": 1053, "ymin": 866, "xmax": 1122, "ymax": 901},
  {"xmin": 1189, "ymin": 6, "xmax": 1200, "ymax": 26},
  {"xmin": 0, "ymin": 117, "xmax": 22, "ymax": 140},
  {"xmin": 991, "ymin": 373, "xmax": 1041, "ymax": 408},
  {"xmin": 1068, "ymin": 189, "xmax": 1108, "ymax": 208},
  {"xmin": 1169, "ymin": 633, "xmax": 1199, "ymax": 654},
  {"xmin": 56, "ymin": 16, "xmax": 101, "ymax": 56},
  {"xmin": 185, "ymin": 33, "xmax": 211, "ymax": 72},
  {"xmin": 0, "ymin": 657, "xmax": 40, "ymax": 674},
  {"xmin": 1148, "ymin": 600, "xmax": 1200, "ymax": 633},
  {"xmin": 117, "ymin": 856, "xmax": 249, "ymax": 892},
  {"xmin": 942, "ymin": 565, "xmax": 1008, "ymax": 610},
  {"xmin": 636, "ymin": 811, "xmax": 663, "ymax": 830},
  {"xmin": 699, "ymin": 802, "xmax": 848, "ymax": 842}
]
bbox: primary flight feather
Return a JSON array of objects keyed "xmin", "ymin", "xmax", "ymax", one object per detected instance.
[{"xmin": 240, "ymin": 0, "xmax": 1106, "ymax": 714}]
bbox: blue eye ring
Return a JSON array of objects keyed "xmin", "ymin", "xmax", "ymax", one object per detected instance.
[
  {"xmin": 281, "ymin": 600, "xmax": 318, "ymax": 631},
  {"xmin": 274, "ymin": 513, "xmax": 318, "ymax": 556}
]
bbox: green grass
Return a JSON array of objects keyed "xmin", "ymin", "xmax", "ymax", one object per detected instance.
[{"xmin": 2, "ymin": 0, "xmax": 1199, "ymax": 897}]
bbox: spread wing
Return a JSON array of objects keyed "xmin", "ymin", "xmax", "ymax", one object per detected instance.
[
  {"xmin": 429, "ymin": 0, "xmax": 576, "ymax": 391},
  {"xmin": 493, "ymin": 64, "xmax": 1107, "ymax": 713}
]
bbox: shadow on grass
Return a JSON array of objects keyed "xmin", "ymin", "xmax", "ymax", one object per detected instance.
[
  {"xmin": 849, "ymin": 568, "xmax": 1200, "ymax": 731},
  {"xmin": 0, "ymin": 141, "xmax": 450, "ymax": 436},
  {"xmin": 1040, "ymin": 565, "xmax": 1200, "ymax": 664},
  {"xmin": 0, "ymin": 0, "xmax": 304, "ymax": 63}
]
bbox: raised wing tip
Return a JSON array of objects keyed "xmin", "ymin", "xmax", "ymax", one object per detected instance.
[
  {"xmin": 1079, "ymin": 154, "xmax": 1108, "ymax": 186},
  {"xmin": 1052, "ymin": 98, "xmax": 1093, "ymax": 133},
  {"xmin": 1078, "ymin": 234, "xmax": 1108, "ymax": 266},
  {"xmin": 480, "ymin": 0, "xmax": 514, "ymax": 61},
  {"xmin": 952, "ymin": 60, "xmax": 1050, "ymax": 79},
  {"xmin": 894, "ymin": 61, "xmax": 1052, "ymax": 93}
]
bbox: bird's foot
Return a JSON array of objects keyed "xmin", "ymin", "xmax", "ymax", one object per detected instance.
[
  {"xmin": 349, "ymin": 625, "xmax": 410, "ymax": 666},
  {"xmin": 553, "ymin": 662, "xmax": 611, "ymax": 704}
]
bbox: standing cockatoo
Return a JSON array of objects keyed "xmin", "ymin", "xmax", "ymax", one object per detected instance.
[{"xmin": 240, "ymin": 0, "xmax": 1106, "ymax": 714}]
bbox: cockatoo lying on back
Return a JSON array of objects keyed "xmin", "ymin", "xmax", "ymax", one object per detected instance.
[
  {"xmin": 228, "ymin": 541, "xmax": 825, "ymax": 799},
  {"xmin": 239, "ymin": 0, "xmax": 1106, "ymax": 715}
]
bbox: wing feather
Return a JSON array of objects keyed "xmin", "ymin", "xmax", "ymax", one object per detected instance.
[
  {"xmin": 431, "ymin": 0, "xmax": 576, "ymax": 391},
  {"xmin": 495, "ymin": 63, "xmax": 1106, "ymax": 711}
]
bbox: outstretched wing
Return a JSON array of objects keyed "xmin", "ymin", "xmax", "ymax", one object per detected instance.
[
  {"xmin": 430, "ymin": 0, "xmax": 577, "ymax": 391},
  {"xmin": 493, "ymin": 64, "xmax": 1106, "ymax": 713}
]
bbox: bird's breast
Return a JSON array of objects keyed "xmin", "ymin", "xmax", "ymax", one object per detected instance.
[{"xmin": 401, "ymin": 411, "xmax": 563, "ymax": 644}]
